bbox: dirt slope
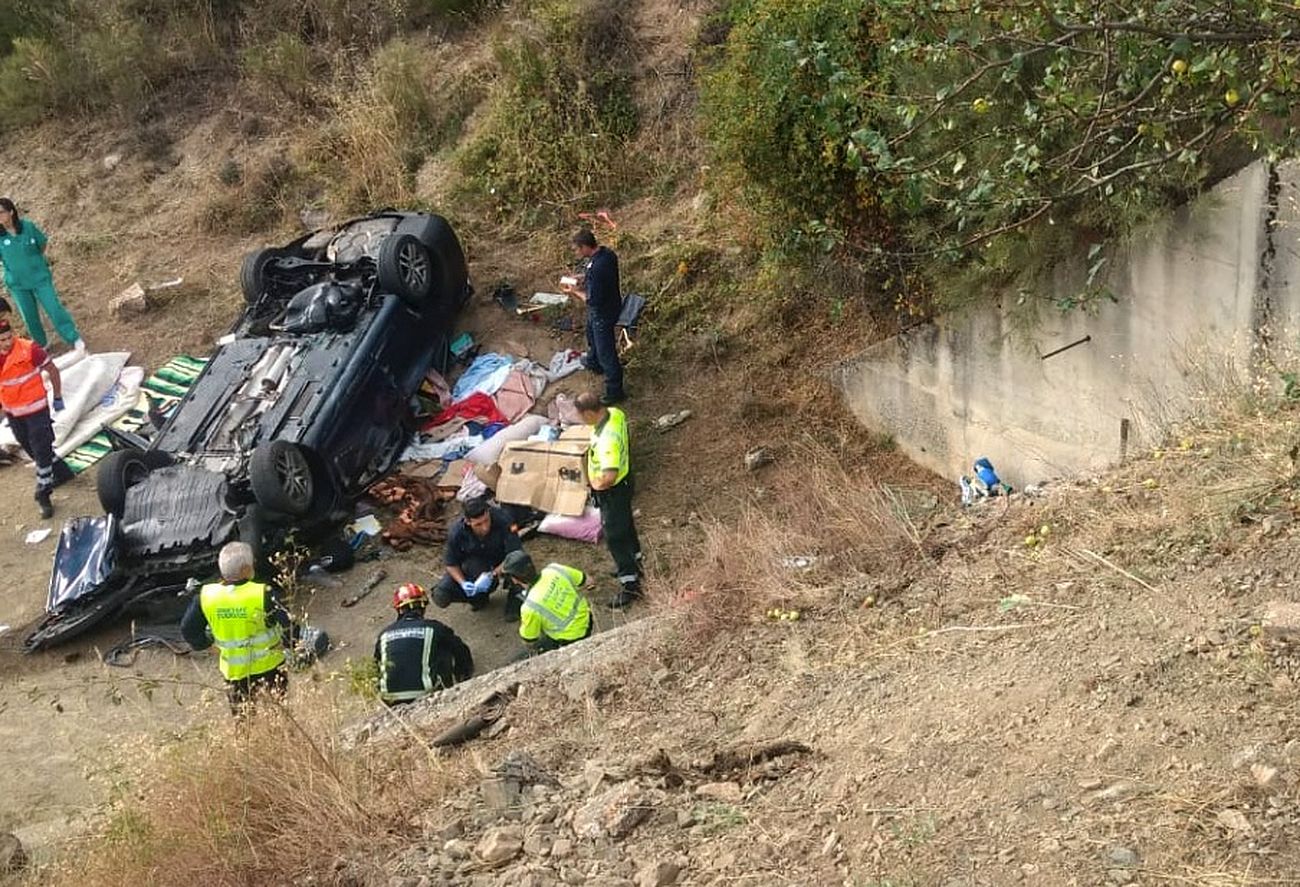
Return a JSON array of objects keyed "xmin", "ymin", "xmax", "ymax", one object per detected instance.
[{"xmin": 353, "ymin": 419, "xmax": 1300, "ymax": 887}]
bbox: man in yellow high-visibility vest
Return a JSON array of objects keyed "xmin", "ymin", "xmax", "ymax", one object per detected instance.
[
  {"xmin": 501, "ymin": 551, "xmax": 593, "ymax": 653},
  {"xmin": 575, "ymin": 391, "xmax": 643, "ymax": 609},
  {"xmin": 180, "ymin": 541, "xmax": 291, "ymax": 712}
]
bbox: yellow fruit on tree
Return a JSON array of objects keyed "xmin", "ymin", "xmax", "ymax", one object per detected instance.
[
  {"xmin": 1171, "ymin": 59, "xmax": 1188, "ymax": 75},
  {"xmin": 972, "ymin": 98, "xmax": 991, "ymax": 114},
  {"xmin": 1225, "ymin": 88, "xmax": 1241, "ymax": 107}
]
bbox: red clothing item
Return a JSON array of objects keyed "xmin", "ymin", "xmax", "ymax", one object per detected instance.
[{"xmin": 424, "ymin": 392, "xmax": 508, "ymax": 430}]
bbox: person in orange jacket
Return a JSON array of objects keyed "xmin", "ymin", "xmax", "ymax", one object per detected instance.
[{"xmin": 0, "ymin": 319, "xmax": 66, "ymax": 518}]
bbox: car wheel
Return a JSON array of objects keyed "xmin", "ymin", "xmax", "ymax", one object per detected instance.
[
  {"xmin": 249, "ymin": 440, "xmax": 315, "ymax": 517},
  {"xmin": 377, "ymin": 234, "xmax": 435, "ymax": 308},
  {"xmin": 240, "ymin": 248, "xmax": 285, "ymax": 305},
  {"xmin": 96, "ymin": 449, "xmax": 172, "ymax": 517}
]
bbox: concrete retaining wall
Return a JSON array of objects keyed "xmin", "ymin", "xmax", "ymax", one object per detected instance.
[{"xmin": 834, "ymin": 161, "xmax": 1300, "ymax": 487}]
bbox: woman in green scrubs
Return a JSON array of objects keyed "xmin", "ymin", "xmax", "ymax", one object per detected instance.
[{"xmin": 0, "ymin": 198, "xmax": 83, "ymax": 351}]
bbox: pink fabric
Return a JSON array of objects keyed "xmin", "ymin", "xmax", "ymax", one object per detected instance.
[
  {"xmin": 547, "ymin": 393, "xmax": 583, "ymax": 426},
  {"xmin": 425, "ymin": 393, "xmax": 508, "ymax": 430},
  {"xmin": 492, "ymin": 368, "xmax": 537, "ymax": 422},
  {"xmin": 538, "ymin": 506, "xmax": 603, "ymax": 544}
]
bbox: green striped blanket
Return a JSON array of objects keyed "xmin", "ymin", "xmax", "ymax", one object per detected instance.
[{"xmin": 64, "ymin": 355, "xmax": 208, "ymax": 474}]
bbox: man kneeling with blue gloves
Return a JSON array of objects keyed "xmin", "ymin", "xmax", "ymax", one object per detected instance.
[{"xmin": 433, "ymin": 496, "xmax": 527, "ymax": 618}]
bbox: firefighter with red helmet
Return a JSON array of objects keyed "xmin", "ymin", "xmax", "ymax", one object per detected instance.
[{"xmin": 373, "ymin": 582, "xmax": 474, "ymax": 705}]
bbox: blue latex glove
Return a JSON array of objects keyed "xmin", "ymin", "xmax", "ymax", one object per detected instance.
[
  {"xmin": 460, "ymin": 580, "xmax": 477, "ymax": 596},
  {"xmin": 472, "ymin": 572, "xmax": 494, "ymax": 595},
  {"xmin": 52, "ymin": 397, "xmax": 65, "ymax": 412}
]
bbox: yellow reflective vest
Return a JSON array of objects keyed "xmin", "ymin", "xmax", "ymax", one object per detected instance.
[
  {"xmin": 199, "ymin": 580, "xmax": 285, "ymax": 681},
  {"xmin": 519, "ymin": 564, "xmax": 591, "ymax": 643},
  {"xmin": 587, "ymin": 407, "xmax": 630, "ymax": 486}
]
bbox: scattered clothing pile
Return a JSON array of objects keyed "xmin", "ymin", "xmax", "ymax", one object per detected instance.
[{"xmin": 383, "ymin": 343, "xmax": 606, "ymax": 546}]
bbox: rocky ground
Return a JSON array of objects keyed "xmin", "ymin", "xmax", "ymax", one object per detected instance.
[{"xmin": 321, "ymin": 425, "xmax": 1300, "ymax": 887}]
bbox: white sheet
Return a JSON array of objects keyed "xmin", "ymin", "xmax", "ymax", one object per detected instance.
[{"xmin": 0, "ymin": 350, "xmax": 144, "ymax": 458}]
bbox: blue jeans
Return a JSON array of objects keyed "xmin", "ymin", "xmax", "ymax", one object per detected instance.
[{"xmin": 585, "ymin": 315, "xmax": 624, "ymax": 399}]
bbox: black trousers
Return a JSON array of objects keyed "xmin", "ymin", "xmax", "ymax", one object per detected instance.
[
  {"xmin": 433, "ymin": 556, "xmax": 500, "ymax": 609},
  {"xmin": 226, "ymin": 666, "xmax": 288, "ymax": 714},
  {"xmin": 8, "ymin": 409, "xmax": 58, "ymax": 499},
  {"xmin": 585, "ymin": 315, "xmax": 624, "ymax": 399},
  {"xmin": 595, "ymin": 478, "xmax": 642, "ymax": 588},
  {"xmin": 535, "ymin": 619, "xmax": 594, "ymax": 652}
]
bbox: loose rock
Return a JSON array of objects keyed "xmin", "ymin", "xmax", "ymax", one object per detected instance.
[
  {"xmin": 694, "ymin": 781, "xmax": 743, "ymax": 804},
  {"xmin": 1261, "ymin": 601, "xmax": 1300, "ymax": 640},
  {"xmin": 635, "ymin": 860, "xmax": 682, "ymax": 887},
  {"xmin": 744, "ymin": 447, "xmax": 773, "ymax": 471},
  {"xmin": 476, "ymin": 826, "xmax": 524, "ymax": 865},
  {"xmin": 481, "ymin": 777, "xmax": 523, "ymax": 814},
  {"xmin": 111, "ymin": 282, "xmax": 150, "ymax": 318},
  {"xmin": 1106, "ymin": 846, "xmax": 1140, "ymax": 868},
  {"xmin": 572, "ymin": 782, "xmax": 651, "ymax": 841}
]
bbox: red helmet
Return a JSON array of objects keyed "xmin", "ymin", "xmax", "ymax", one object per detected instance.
[{"xmin": 392, "ymin": 583, "xmax": 428, "ymax": 610}]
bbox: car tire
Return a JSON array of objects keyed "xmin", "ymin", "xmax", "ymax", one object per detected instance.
[
  {"xmin": 96, "ymin": 449, "xmax": 172, "ymax": 517},
  {"xmin": 249, "ymin": 440, "xmax": 315, "ymax": 517},
  {"xmin": 240, "ymin": 248, "xmax": 285, "ymax": 305},
  {"xmin": 377, "ymin": 234, "xmax": 435, "ymax": 309}
]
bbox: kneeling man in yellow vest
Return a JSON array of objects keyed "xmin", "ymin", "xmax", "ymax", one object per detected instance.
[
  {"xmin": 500, "ymin": 551, "xmax": 593, "ymax": 653},
  {"xmin": 181, "ymin": 541, "xmax": 292, "ymax": 712}
]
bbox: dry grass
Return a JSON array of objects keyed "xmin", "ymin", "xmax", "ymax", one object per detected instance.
[
  {"xmin": 51, "ymin": 684, "xmax": 472, "ymax": 887},
  {"xmin": 304, "ymin": 35, "xmax": 488, "ymax": 212},
  {"xmin": 651, "ymin": 442, "xmax": 931, "ymax": 634},
  {"xmin": 1024, "ymin": 400, "xmax": 1300, "ymax": 573}
]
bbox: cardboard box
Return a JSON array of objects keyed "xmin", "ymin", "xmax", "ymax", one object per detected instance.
[{"xmin": 494, "ymin": 427, "xmax": 591, "ymax": 516}]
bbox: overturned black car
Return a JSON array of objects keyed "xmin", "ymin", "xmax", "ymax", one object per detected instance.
[{"xmin": 25, "ymin": 211, "xmax": 470, "ymax": 651}]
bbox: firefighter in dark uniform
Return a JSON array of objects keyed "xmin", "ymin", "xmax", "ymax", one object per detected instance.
[{"xmin": 374, "ymin": 582, "xmax": 475, "ymax": 705}]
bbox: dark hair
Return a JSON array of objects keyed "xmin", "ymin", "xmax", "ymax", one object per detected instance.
[
  {"xmin": 571, "ymin": 229, "xmax": 597, "ymax": 249},
  {"xmin": 463, "ymin": 497, "xmax": 489, "ymax": 519},
  {"xmin": 0, "ymin": 198, "xmax": 19, "ymax": 229},
  {"xmin": 574, "ymin": 391, "xmax": 603, "ymax": 413},
  {"xmin": 0, "ymin": 297, "xmax": 10, "ymax": 315}
]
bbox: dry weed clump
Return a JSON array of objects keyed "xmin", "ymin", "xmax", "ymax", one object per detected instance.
[
  {"xmin": 58, "ymin": 686, "xmax": 472, "ymax": 887},
  {"xmin": 654, "ymin": 446, "xmax": 928, "ymax": 633},
  {"xmin": 199, "ymin": 152, "xmax": 306, "ymax": 236},
  {"xmin": 304, "ymin": 36, "xmax": 486, "ymax": 211},
  {"xmin": 1028, "ymin": 402, "xmax": 1300, "ymax": 569}
]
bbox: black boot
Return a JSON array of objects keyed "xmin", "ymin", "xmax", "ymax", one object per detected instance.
[
  {"xmin": 36, "ymin": 491, "xmax": 53, "ymax": 520},
  {"xmin": 608, "ymin": 583, "xmax": 642, "ymax": 610},
  {"xmin": 503, "ymin": 590, "xmax": 522, "ymax": 622}
]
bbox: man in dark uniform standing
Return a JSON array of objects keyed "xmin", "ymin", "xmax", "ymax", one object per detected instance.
[{"xmin": 562, "ymin": 229, "xmax": 625, "ymax": 405}]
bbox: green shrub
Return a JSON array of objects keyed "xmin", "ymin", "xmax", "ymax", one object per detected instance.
[
  {"xmin": 200, "ymin": 154, "xmax": 304, "ymax": 235},
  {"xmin": 701, "ymin": 0, "xmax": 886, "ymax": 253},
  {"xmin": 240, "ymin": 32, "xmax": 319, "ymax": 107},
  {"xmin": 0, "ymin": 37, "xmax": 76, "ymax": 124},
  {"xmin": 455, "ymin": 0, "xmax": 638, "ymax": 221},
  {"xmin": 304, "ymin": 36, "xmax": 480, "ymax": 211}
]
